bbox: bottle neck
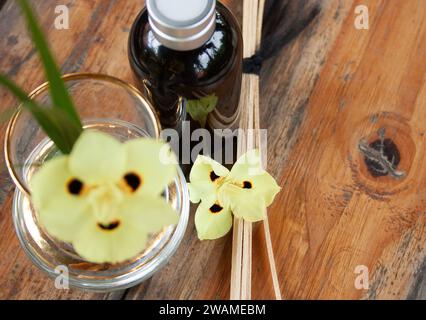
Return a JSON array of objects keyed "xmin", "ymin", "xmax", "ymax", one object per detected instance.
[{"xmin": 147, "ymin": 0, "xmax": 217, "ymax": 51}]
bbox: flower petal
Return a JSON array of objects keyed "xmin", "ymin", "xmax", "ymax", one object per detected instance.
[
  {"xmin": 30, "ymin": 156, "xmax": 89, "ymax": 242},
  {"xmin": 190, "ymin": 155, "xmax": 230, "ymax": 181},
  {"xmin": 229, "ymin": 149, "xmax": 265, "ymax": 180},
  {"xmin": 123, "ymin": 139, "xmax": 177, "ymax": 196},
  {"xmin": 119, "ymin": 194, "xmax": 179, "ymax": 234},
  {"xmin": 189, "ymin": 155, "xmax": 229, "ymax": 203},
  {"xmin": 188, "ymin": 182, "xmax": 215, "ymax": 204},
  {"xmin": 73, "ymin": 194, "xmax": 178, "ymax": 264},
  {"xmin": 72, "ymin": 214, "xmax": 149, "ymax": 264},
  {"xmin": 229, "ymin": 149, "xmax": 281, "ymax": 207},
  {"xmin": 219, "ymin": 184, "xmax": 268, "ymax": 222},
  {"xmin": 69, "ymin": 130, "xmax": 126, "ymax": 184},
  {"xmin": 195, "ymin": 196, "xmax": 233, "ymax": 240}
]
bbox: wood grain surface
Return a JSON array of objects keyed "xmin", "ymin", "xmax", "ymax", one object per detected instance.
[{"xmin": 0, "ymin": 0, "xmax": 424, "ymax": 300}]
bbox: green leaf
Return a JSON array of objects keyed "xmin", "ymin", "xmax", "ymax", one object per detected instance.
[
  {"xmin": 0, "ymin": 75, "xmax": 80, "ymax": 154},
  {"xmin": 187, "ymin": 94, "xmax": 218, "ymax": 127},
  {"xmin": 18, "ymin": 0, "xmax": 82, "ymax": 129}
]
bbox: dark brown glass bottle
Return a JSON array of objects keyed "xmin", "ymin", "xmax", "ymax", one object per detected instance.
[{"xmin": 128, "ymin": 0, "xmax": 243, "ymax": 135}]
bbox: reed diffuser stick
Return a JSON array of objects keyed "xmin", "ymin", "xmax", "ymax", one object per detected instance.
[{"xmin": 230, "ymin": 0, "xmax": 282, "ymax": 300}]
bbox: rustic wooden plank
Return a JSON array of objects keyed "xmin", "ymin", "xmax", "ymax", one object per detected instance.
[
  {"xmin": 247, "ymin": 0, "xmax": 357, "ymax": 299},
  {"xmin": 254, "ymin": 0, "xmax": 426, "ymax": 299},
  {"xmin": 1, "ymin": 0, "xmax": 424, "ymax": 300}
]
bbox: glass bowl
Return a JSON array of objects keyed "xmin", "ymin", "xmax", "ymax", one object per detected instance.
[{"xmin": 4, "ymin": 73, "xmax": 189, "ymax": 291}]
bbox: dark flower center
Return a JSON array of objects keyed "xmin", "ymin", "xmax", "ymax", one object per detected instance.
[
  {"xmin": 210, "ymin": 171, "xmax": 220, "ymax": 182},
  {"xmin": 124, "ymin": 172, "xmax": 142, "ymax": 192},
  {"xmin": 242, "ymin": 181, "xmax": 253, "ymax": 189},
  {"xmin": 209, "ymin": 203, "xmax": 223, "ymax": 214},
  {"xmin": 98, "ymin": 221, "xmax": 120, "ymax": 231},
  {"xmin": 67, "ymin": 179, "xmax": 84, "ymax": 195}
]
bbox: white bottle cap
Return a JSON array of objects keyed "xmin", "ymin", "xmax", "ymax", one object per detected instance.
[{"xmin": 147, "ymin": 0, "xmax": 216, "ymax": 51}]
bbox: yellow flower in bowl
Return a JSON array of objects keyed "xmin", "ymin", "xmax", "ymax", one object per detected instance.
[{"xmin": 30, "ymin": 130, "xmax": 179, "ymax": 264}]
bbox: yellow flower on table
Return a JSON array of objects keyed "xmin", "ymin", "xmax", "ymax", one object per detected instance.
[
  {"xmin": 30, "ymin": 130, "xmax": 179, "ymax": 264},
  {"xmin": 188, "ymin": 155, "xmax": 232, "ymax": 240},
  {"xmin": 220, "ymin": 150, "xmax": 281, "ymax": 222},
  {"xmin": 189, "ymin": 150, "xmax": 281, "ymax": 240}
]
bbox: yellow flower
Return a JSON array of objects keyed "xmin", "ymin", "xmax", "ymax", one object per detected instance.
[
  {"xmin": 188, "ymin": 156, "xmax": 232, "ymax": 240},
  {"xmin": 220, "ymin": 149, "xmax": 281, "ymax": 222},
  {"xmin": 189, "ymin": 150, "xmax": 281, "ymax": 240},
  {"xmin": 30, "ymin": 130, "xmax": 179, "ymax": 264},
  {"xmin": 188, "ymin": 155, "xmax": 230, "ymax": 203}
]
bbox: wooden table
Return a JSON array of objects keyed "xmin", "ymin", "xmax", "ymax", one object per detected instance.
[{"xmin": 0, "ymin": 0, "xmax": 424, "ymax": 300}]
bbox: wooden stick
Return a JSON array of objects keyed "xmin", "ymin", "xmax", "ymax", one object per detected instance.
[
  {"xmin": 230, "ymin": 214, "xmax": 243, "ymax": 299},
  {"xmin": 230, "ymin": 0, "xmax": 282, "ymax": 300},
  {"xmin": 256, "ymin": 0, "xmax": 266, "ymax": 50},
  {"xmin": 230, "ymin": 0, "xmax": 257, "ymax": 300}
]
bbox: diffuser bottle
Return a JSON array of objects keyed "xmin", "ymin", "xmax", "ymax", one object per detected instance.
[{"xmin": 128, "ymin": 0, "xmax": 243, "ymax": 134}]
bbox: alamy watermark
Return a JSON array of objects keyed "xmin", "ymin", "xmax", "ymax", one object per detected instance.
[
  {"xmin": 354, "ymin": 265, "xmax": 369, "ymax": 290},
  {"xmin": 54, "ymin": 265, "xmax": 69, "ymax": 290},
  {"xmin": 354, "ymin": 5, "xmax": 369, "ymax": 30},
  {"xmin": 160, "ymin": 121, "xmax": 268, "ymax": 169},
  {"xmin": 54, "ymin": 5, "xmax": 69, "ymax": 30}
]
